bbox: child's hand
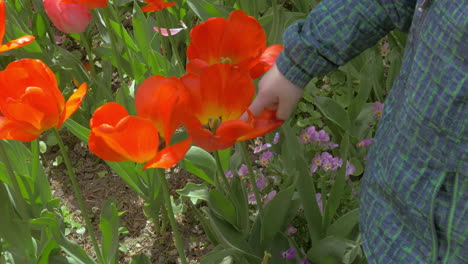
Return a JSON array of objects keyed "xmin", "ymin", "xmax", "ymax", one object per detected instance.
[{"xmin": 248, "ymin": 64, "xmax": 303, "ymax": 120}]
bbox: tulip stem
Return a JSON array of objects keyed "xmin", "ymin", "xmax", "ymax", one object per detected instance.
[
  {"xmin": 52, "ymin": 129, "xmax": 103, "ymax": 262},
  {"xmin": 79, "ymin": 33, "xmax": 96, "ymax": 76},
  {"xmin": 31, "ymin": 139, "xmax": 39, "ymax": 179},
  {"xmin": 158, "ymin": 10, "xmax": 185, "ymax": 74},
  {"xmin": 239, "ymin": 141, "xmax": 264, "ymax": 217},
  {"xmin": 214, "ymin": 150, "xmax": 230, "ymax": 189},
  {"xmin": 155, "ymin": 169, "xmax": 188, "ymax": 264}
]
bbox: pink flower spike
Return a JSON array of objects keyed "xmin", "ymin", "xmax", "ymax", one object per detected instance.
[{"xmin": 154, "ymin": 20, "xmax": 187, "ymax": 36}]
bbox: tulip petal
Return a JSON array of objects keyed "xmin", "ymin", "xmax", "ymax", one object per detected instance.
[
  {"xmin": 219, "ymin": 10, "xmax": 266, "ymax": 64},
  {"xmin": 142, "ymin": 0, "xmax": 176, "ymax": 12},
  {"xmin": 135, "ymin": 75, "xmax": 188, "ymax": 144},
  {"xmin": 0, "ymin": 0, "xmax": 5, "ymax": 43},
  {"xmin": 89, "ymin": 103, "xmax": 160, "ymax": 163},
  {"xmin": 0, "ymin": 116, "xmax": 41, "ymax": 142},
  {"xmin": 237, "ymin": 109, "xmax": 284, "ymax": 141},
  {"xmin": 249, "ymin": 44, "xmax": 284, "ymax": 79},
  {"xmin": 0, "ymin": 35, "xmax": 36, "ymax": 53},
  {"xmin": 187, "ymin": 10, "xmax": 266, "ymax": 68},
  {"xmin": 184, "ymin": 64, "xmax": 255, "ymax": 124},
  {"xmin": 60, "ymin": 0, "xmax": 108, "ymax": 9},
  {"xmin": 59, "ymin": 82, "xmax": 87, "ymax": 127},
  {"xmin": 144, "ymin": 137, "xmax": 191, "ymax": 169}
]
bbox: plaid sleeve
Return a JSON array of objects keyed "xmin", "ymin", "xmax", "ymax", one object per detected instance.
[{"xmin": 276, "ymin": 0, "xmax": 417, "ymax": 88}]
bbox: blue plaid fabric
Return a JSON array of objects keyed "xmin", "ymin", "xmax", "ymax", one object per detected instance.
[{"xmin": 276, "ymin": 0, "xmax": 467, "ymax": 263}]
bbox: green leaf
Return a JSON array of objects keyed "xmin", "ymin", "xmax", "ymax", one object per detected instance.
[
  {"xmin": 130, "ymin": 254, "xmax": 151, "ymax": 264},
  {"xmin": 205, "ymin": 209, "xmax": 260, "ymax": 262},
  {"xmin": 99, "ymin": 200, "xmax": 120, "ymax": 264},
  {"xmin": 326, "ymin": 208, "xmax": 359, "ymax": 238},
  {"xmin": 314, "ymin": 96, "xmax": 351, "ymax": 131},
  {"xmin": 176, "ymin": 182, "xmax": 210, "ymax": 204},
  {"xmin": 33, "ymin": 212, "xmax": 95, "ymax": 264},
  {"xmin": 308, "ymin": 236, "xmax": 355, "ymax": 264},
  {"xmin": 260, "ymin": 185, "xmax": 295, "ymax": 244},
  {"xmin": 200, "ymin": 247, "xmax": 237, "ymax": 264},
  {"xmin": 323, "ymin": 135, "xmax": 350, "ymax": 229},
  {"xmin": 32, "ymin": 13, "xmax": 47, "ymax": 38},
  {"xmin": 209, "ymin": 190, "xmax": 237, "ymax": 227},
  {"xmin": 180, "ymin": 146, "xmax": 216, "ymax": 185},
  {"xmin": 186, "ymin": 0, "xmax": 232, "ymax": 20}
]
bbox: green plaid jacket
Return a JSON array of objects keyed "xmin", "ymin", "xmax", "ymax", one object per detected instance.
[{"xmin": 276, "ymin": 0, "xmax": 467, "ymax": 263}]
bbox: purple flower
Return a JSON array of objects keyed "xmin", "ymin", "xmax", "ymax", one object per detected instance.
[
  {"xmin": 238, "ymin": 164, "xmax": 248, "ymax": 179},
  {"xmin": 263, "ymin": 190, "xmax": 277, "ymax": 205},
  {"xmin": 356, "ymin": 138, "xmax": 374, "ymax": 148},
  {"xmin": 259, "ymin": 151, "xmax": 274, "ymax": 167},
  {"xmin": 316, "ymin": 193, "xmax": 323, "ymax": 214},
  {"xmin": 298, "ymin": 258, "xmax": 311, "ymax": 264},
  {"xmin": 224, "ymin": 170, "xmax": 233, "ymax": 179},
  {"xmin": 345, "ymin": 161, "xmax": 356, "ymax": 179},
  {"xmin": 273, "ymin": 132, "xmax": 280, "ymax": 144},
  {"xmin": 327, "ymin": 142, "xmax": 339, "ymax": 149},
  {"xmin": 286, "ymin": 224, "xmax": 298, "ymax": 236},
  {"xmin": 320, "ymin": 152, "xmax": 334, "ymax": 171},
  {"xmin": 317, "ymin": 129, "xmax": 330, "ymax": 142},
  {"xmin": 299, "ymin": 130, "xmax": 311, "ymax": 143},
  {"xmin": 247, "ymin": 191, "xmax": 256, "ymax": 203},
  {"xmin": 310, "ymin": 153, "xmax": 322, "ymax": 173},
  {"xmin": 253, "ymin": 142, "xmax": 271, "ymax": 154},
  {"xmin": 255, "ymin": 174, "xmax": 267, "ymax": 190},
  {"xmin": 280, "ymin": 248, "xmax": 296, "ymax": 260},
  {"xmin": 372, "ymin": 101, "xmax": 384, "ymax": 120},
  {"xmin": 330, "ymin": 157, "xmax": 343, "ymax": 171}
]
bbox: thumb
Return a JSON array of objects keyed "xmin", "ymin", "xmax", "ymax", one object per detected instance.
[{"xmin": 240, "ymin": 93, "xmax": 276, "ymax": 121}]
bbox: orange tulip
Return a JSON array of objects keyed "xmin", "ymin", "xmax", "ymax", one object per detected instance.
[
  {"xmin": 186, "ymin": 10, "xmax": 283, "ymax": 79},
  {"xmin": 89, "ymin": 103, "xmax": 160, "ymax": 164},
  {"xmin": 181, "ymin": 63, "xmax": 283, "ymax": 151},
  {"xmin": 89, "ymin": 75, "xmax": 192, "ymax": 169},
  {"xmin": 0, "ymin": 0, "xmax": 35, "ymax": 53},
  {"xmin": 0, "ymin": 59, "xmax": 87, "ymax": 141},
  {"xmin": 142, "ymin": 0, "xmax": 176, "ymax": 12},
  {"xmin": 60, "ymin": 0, "xmax": 107, "ymax": 9},
  {"xmin": 135, "ymin": 75, "xmax": 191, "ymax": 169},
  {"xmin": 89, "ymin": 102, "xmax": 191, "ymax": 169}
]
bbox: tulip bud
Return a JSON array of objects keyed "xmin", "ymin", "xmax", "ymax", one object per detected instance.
[{"xmin": 43, "ymin": 0, "xmax": 92, "ymax": 34}]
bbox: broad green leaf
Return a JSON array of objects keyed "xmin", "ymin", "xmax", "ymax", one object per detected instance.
[
  {"xmin": 314, "ymin": 96, "xmax": 351, "ymax": 131},
  {"xmin": 209, "ymin": 190, "xmax": 237, "ymax": 227},
  {"xmin": 323, "ymin": 135, "xmax": 350, "ymax": 229},
  {"xmin": 99, "ymin": 200, "xmax": 120, "ymax": 264},
  {"xmin": 205, "ymin": 209, "xmax": 261, "ymax": 262},
  {"xmin": 260, "ymin": 185, "xmax": 295, "ymax": 244},
  {"xmin": 180, "ymin": 146, "xmax": 216, "ymax": 185},
  {"xmin": 308, "ymin": 236, "xmax": 355, "ymax": 264},
  {"xmin": 200, "ymin": 248, "xmax": 237, "ymax": 264},
  {"xmin": 176, "ymin": 182, "xmax": 210, "ymax": 204},
  {"xmin": 326, "ymin": 208, "xmax": 359, "ymax": 238},
  {"xmin": 186, "ymin": 0, "xmax": 232, "ymax": 20}
]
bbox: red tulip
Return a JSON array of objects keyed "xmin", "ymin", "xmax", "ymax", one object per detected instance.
[
  {"xmin": 0, "ymin": 59, "xmax": 87, "ymax": 141},
  {"xmin": 43, "ymin": 0, "xmax": 92, "ymax": 33},
  {"xmin": 135, "ymin": 75, "xmax": 191, "ymax": 169},
  {"xmin": 181, "ymin": 64, "xmax": 283, "ymax": 151},
  {"xmin": 89, "ymin": 102, "xmax": 191, "ymax": 169},
  {"xmin": 0, "ymin": 0, "xmax": 35, "ymax": 53},
  {"xmin": 60, "ymin": 0, "xmax": 108, "ymax": 9},
  {"xmin": 142, "ymin": 0, "xmax": 176, "ymax": 12},
  {"xmin": 186, "ymin": 10, "xmax": 283, "ymax": 79}
]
